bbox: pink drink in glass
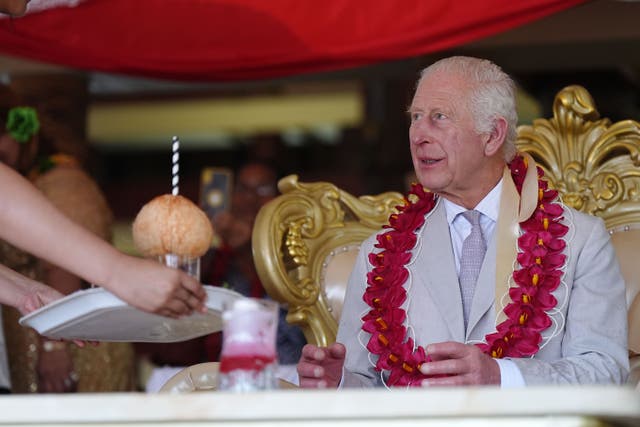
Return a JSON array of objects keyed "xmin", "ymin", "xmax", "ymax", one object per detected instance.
[{"xmin": 218, "ymin": 298, "xmax": 278, "ymax": 391}]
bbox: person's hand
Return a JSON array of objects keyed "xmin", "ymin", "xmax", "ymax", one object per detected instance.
[
  {"xmin": 297, "ymin": 343, "xmax": 346, "ymax": 388},
  {"xmin": 15, "ymin": 279, "xmax": 96, "ymax": 347},
  {"xmin": 16, "ymin": 281, "xmax": 65, "ymax": 316},
  {"xmin": 418, "ymin": 341, "xmax": 500, "ymax": 386},
  {"xmin": 37, "ymin": 341, "xmax": 77, "ymax": 393},
  {"xmin": 105, "ymin": 254, "xmax": 207, "ymax": 318}
]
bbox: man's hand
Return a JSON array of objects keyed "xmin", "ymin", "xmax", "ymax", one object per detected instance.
[
  {"xmin": 418, "ymin": 341, "xmax": 500, "ymax": 386},
  {"xmin": 297, "ymin": 343, "xmax": 346, "ymax": 388}
]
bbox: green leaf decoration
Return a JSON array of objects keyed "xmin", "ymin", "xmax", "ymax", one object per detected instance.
[{"xmin": 6, "ymin": 107, "xmax": 40, "ymax": 144}]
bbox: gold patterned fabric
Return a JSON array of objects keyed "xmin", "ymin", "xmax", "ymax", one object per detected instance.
[
  {"xmin": 0, "ymin": 241, "xmax": 40, "ymax": 393},
  {"xmin": 2, "ymin": 299, "xmax": 135, "ymax": 393}
]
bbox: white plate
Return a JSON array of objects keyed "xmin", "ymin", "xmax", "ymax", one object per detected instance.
[{"xmin": 19, "ymin": 285, "xmax": 244, "ymax": 343}]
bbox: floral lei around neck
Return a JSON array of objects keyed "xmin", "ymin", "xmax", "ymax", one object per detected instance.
[{"xmin": 361, "ymin": 155, "xmax": 568, "ymax": 387}]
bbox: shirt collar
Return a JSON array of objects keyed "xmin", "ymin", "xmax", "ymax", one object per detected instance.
[{"xmin": 443, "ymin": 178, "xmax": 503, "ymax": 226}]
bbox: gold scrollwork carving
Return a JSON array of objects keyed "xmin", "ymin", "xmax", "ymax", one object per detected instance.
[
  {"xmin": 516, "ymin": 85, "xmax": 640, "ymax": 229},
  {"xmin": 253, "ymin": 175, "xmax": 403, "ymax": 346}
]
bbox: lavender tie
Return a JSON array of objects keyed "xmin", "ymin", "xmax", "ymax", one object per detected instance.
[{"xmin": 459, "ymin": 210, "xmax": 486, "ymax": 329}]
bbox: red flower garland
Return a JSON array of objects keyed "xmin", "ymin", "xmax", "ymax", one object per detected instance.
[{"xmin": 362, "ymin": 156, "xmax": 568, "ymax": 387}]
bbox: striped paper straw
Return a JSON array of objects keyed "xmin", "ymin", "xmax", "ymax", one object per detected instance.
[{"xmin": 171, "ymin": 136, "xmax": 180, "ymax": 195}]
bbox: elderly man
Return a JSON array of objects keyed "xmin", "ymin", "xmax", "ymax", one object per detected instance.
[{"xmin": 297, "ymin": 56, "xmax": 629, "ymax": 388}]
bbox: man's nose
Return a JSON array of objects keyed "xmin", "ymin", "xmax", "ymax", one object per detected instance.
[{"xmin": 409, "ymin": 121, "xmax": 429, "ymax": 146}]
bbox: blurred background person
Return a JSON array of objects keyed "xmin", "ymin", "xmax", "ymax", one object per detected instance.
[
  {"xmin": 204, "ymin": 162, "xmax": 278, "ymax": 298},
  {"xmin": 202, "ymin": 161, "xmax": 306, "ymax": 367},
  {"xmin": 0, "ymin": 84, "xmax": 136, "ymax": 393}
]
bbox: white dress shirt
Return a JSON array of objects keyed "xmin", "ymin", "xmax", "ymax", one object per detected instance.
[{"xmin": 441, "ymin": 179, "xmax": 526, "ymax": 388}]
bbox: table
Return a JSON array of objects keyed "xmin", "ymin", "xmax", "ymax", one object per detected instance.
[{"xmin": 0, "ymin": 385, "xmax": 637, "ymax": 426}]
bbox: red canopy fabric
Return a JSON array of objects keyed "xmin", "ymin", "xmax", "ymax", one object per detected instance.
[{"xmin": 0, "ymin": 0, "xmax": 586, "ymax": 81}]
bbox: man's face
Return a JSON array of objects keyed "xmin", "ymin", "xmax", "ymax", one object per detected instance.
[
  {"xmin": 232, "ymin": 164, "xmax": 276, "ymax": 222},
  {"xmin": 0, "ymin": 0, "xmax": 30, "ymax": 16},
  {"xmin": 408, "ymin": 71, "xmax": 489, "ymax": 205}
]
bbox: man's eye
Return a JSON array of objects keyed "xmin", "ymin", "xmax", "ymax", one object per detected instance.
[
  {"xmin": 410, "ymin": 112, "xmax": 422, "ymax": 122},
  {"xmin": 433, "ymin": 112, "xmax": 447, "ymax": 120}
]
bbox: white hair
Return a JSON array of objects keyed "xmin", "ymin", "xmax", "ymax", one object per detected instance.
[{"xmin": 419, "ymin": 56, "xmax": 518, "ymax": 161}]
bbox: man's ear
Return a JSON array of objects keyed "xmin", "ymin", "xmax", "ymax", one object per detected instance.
[{"xmin": 484, "ymin": 116, "xmax": 507, "ymax": 157}]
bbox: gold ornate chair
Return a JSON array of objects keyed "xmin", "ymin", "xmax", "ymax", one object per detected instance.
[
  {"xmin": 252, "ymin": 175, "xmax": 403, "ymax": 346},
  {"xmin": 515, "ymin": 85, "xmax": 640, "ymax": 385}
]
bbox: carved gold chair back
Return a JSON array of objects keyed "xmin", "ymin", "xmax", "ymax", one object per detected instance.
[
  {"xmin": 252, "ymin": 175, "xmax": 403, "ymax": 347},
  {"xmin": 516, "ymin": 85, "xmax": 640, "ymax": 380}
]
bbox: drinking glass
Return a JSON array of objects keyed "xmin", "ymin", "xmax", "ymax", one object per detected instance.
[
  {"xmin": 158, "ymin": 254, "xmax": 200, "ymax": 281},
  {"xmin": 217, "ymin": 298, "xmax": 278, "ymax": 391}
]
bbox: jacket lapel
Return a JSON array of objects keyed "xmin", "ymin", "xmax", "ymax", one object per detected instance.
[{"xmin": 413, "ymin": 200, "xmax": 466, "ymax": 342}]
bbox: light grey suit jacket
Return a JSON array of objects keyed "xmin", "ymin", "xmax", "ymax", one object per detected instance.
[{"xmin": 337, "ymin": 198, "xmax": 629, "ymax": 387}]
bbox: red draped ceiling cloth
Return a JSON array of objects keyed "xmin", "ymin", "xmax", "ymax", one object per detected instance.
[{"xmin": 0, "ymin": 0, "xmax": 586, "ymax": 81}]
